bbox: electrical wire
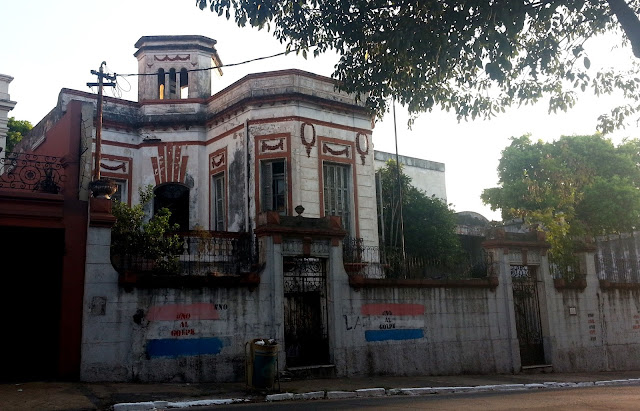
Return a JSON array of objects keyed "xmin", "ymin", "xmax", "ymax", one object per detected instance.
[{"xmin": 114, "ymin": 47, "xmax": 308, "ymax": 78}]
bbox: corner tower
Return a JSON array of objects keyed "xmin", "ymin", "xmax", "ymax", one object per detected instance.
[{"xmin": 134, "ymin": 35, "xmax": 222, "ymax": 101}]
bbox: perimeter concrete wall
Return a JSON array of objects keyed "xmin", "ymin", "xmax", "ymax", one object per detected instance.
[
  {"xmin": 544, "ymin": 250, "xmax": 640, "ymax": 372},
  {"xmin": 81, "ymin": 227, "xmax": 640, "ymax": 383}
]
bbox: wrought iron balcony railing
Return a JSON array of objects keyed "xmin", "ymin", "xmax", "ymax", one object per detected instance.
[
  {"xmin": 112, "ymin": 231, "xmax": 258, "ymax": 279},
  {"xmin": 0, "ymin": 152, "xmax": 65, "ymax": 193},
  {"xmin": 596, "ymin": 255, "xmax": 640, "ymax": 284},
  {"xmin": 343, "ymin": 238, "xmax": 495, "ymax": 280}
]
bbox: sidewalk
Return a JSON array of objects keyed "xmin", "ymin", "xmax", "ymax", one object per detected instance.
[{"xmin": 2, "ymin": 370, "xmax": 640, "ymax": 411}]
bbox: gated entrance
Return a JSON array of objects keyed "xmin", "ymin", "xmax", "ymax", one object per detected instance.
[
  {"xmin": 511, "ymin": 265, "xmax": 545, "ymax": 366},
  {"xmin": 283, "ymin": 257, "xmax": 330, "ymax": 367}
]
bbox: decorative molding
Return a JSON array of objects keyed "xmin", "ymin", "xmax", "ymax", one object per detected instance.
[
  {"xmin": 211, "ymin": 152, "xmax": 225, "ymax": 169},
  {"xmin": 300, "ymin": 122, "xmax": 316, "ymax": 157},
  {"xmin": 355, "ymin": 133, "xmax": 369, "ymax": 165},
  {"xmin": 100, "ymin": 161, "xmax": 127, "ymax": 172},
  {"xmin": 260, "ymin": 138, "xmax": 285, "ymax": 153},
  {"xmin": 322, "ymin": 142, "xmax": 350, "ymax": 158},
  {"xmin": 154, "ymin": 54, "xmax": 190, "ymax": 62},
  {"xmin": 151, "ymin": 143, "xmax": 189, "ymax": 185}
]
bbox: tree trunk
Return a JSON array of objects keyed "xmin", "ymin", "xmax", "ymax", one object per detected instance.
[{"xmin": 607, "ymin": 0, "xmax": 640, "ymax": 58}]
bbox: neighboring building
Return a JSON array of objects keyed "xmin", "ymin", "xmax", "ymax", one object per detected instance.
[
  {"xmin": 455, "ymin": 210, "xmax": 491, "ymax": 262},
  {"xmin": 0, "ymin": 73, "xmax": 17, "ymax": 155},
  {"xmin": 0, "ymin": 93, "xmax": 89, "ymax": 381},
  {"xmin": 374, "ymin": 150, "xmax": 446, "ymax": 201}
]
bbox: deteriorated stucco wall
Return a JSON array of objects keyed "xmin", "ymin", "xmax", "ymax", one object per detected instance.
[
  {"xmin": 543, "ymin": 251, "xmax": 640, "ymax": 372},
  {"xmin": 83, "ymin": 226, "xmax": 640, "ymax": 383},
  {"xmin": 334, "ymin": 286, "xmax": 514, "ymax": 376},
  {"xmin": 82, "ymin": 227, "xmax": 281, "ymax": 382}
]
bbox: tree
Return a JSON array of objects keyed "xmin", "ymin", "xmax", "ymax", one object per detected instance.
[
  {"xmin": 111, "ymin": 186, "xmax": 184, "ymax": 274},
  {"xmin": 6, "ymin": 117, "xmax": 32, "ymax": 153},
  {"xmin": 198, "ymin": 0, "xmax": 640, "ymax": 132},
  {"xmin": 482, "ymin": 134, "xmax": 640, "ymax": 275},
  {"xmin": 377, "ymin": 160, "xmax": 462, "ymax": 262}
]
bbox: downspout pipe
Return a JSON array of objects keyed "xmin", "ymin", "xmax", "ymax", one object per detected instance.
[{"xmin": 245, "ymin": 119, "xmax": 250, "ymax": 233}]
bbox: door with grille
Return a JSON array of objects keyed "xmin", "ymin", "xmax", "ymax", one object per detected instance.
[
  {"xmin": 283, "ymin": 257, "xmax": 330, "ymax": 367},
  {"xmin": 511, "ymin": 265, "xmax": 545, "ymax": 366}
]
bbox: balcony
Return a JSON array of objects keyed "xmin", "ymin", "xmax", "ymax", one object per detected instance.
[
  {"xmin": 596, "ymin": 255, "xmax": 640, "ymax": 290},
  {"xmin": 0, "ymin": 152, "xmax": 65, "ymax": 194},
  {"xmin": 549, "ymin": 252, "xmax": 587, "ymax": 290},
  {"xmin": 112, "ymin": 231, "xmax": 261, "ymax": 288},
  {"xmin": 343, "ymin": 238, "xmax": 498, "ymax": 289}
]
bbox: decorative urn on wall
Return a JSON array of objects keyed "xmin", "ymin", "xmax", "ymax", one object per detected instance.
[{"xmin": 89, "ymin": 178, "xmax": 118, "ymax": 199}]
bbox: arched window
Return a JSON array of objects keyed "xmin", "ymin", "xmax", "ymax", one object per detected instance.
[
  {"xmin": 180, "ymin": 68, "xmax": 189, "ymax": 99},
  {"xmin": 154, "ymin": 183, "xmax": 189, "ymax": 232},
  {"xmin": 157, "ymin": 68, "xmax": 165, "ymax": 100},
  {"xmin": 168, "ymin": 68, "xmax": 177, "ymax": 99}
]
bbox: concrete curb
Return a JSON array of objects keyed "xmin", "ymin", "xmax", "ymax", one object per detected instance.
[{"xmin": 111, "ymin": 378, "xmax": 640, "ymax": 410}]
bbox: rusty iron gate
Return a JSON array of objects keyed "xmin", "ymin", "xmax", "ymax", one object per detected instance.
[
  {"xmin": 283, "ymin": 257, "xmax": 330, "ymax": 367},
  {"xmin": 511, "ymin": 265, "xmax": 545, "ymax": 366}
]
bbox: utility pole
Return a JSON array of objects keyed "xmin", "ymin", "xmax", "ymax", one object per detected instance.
[
  {"xmin": 392, "ymin": 98, "xmax": 407, "ymax": 271},
  {"xmin": 87, "ymin": 62, "xmax": 116, "ymax": 181}
]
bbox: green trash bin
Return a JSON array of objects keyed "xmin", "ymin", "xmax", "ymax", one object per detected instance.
[{"xmin": 250, "ymin": 339, "xmax": 278, "ymax": 389}]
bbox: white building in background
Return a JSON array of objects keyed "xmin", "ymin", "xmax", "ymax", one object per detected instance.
[
  {"xmin": 0, "ymin": 74, "xmax": 17, "ymax": 155},
  {"xmin": 373, "ymin": 150, "xmax": 447, "ymax": 202}
]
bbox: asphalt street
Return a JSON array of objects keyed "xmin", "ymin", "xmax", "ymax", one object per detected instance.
[{"xmin": 188, "ymin": 385, "xmax": 640, "ymax": 410}]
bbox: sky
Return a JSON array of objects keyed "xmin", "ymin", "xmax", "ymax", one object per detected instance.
[{"xmin": 2, "ymin": 0, "xmax": 639, "ymax": 221}]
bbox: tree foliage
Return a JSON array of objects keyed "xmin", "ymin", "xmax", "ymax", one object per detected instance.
[
  {"xmin": 6, "ymin": 117, "xmax": 32, "ymax": 153},
  {"xmin": 377, "ymin": 160, "xmax": 462, "ymax": 262},
  {"xmin": 198, "ymin": 0, "xmax": 640, "ymax": 131},
  {"xmin": 482, "ymin": 134, "xmax": 640, "ymax": 273},
  {"xmin": 111, "ymin": 186, "xmax": 184, "ymax": 273}
]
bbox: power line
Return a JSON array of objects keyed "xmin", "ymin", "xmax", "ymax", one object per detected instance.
[{"xmin": 115, "ymin": 47, "xmax": 307, "ymax": 78}]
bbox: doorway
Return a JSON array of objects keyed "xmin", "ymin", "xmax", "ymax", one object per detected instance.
[
  {"xmin": 0, "ymin": 226, "xmax": 64, "ymax": 381},
  {"xmin": 511, "ymin": 265, "xmax": 545, "ymax": 366},
  {"xmin": 283, "ymin": 257, "xmax": 330, "ymax": 367}
]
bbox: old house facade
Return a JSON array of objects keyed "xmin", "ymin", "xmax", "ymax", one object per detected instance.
[{"xmin": 3, "ymin": 35, "xmax": 640, "ymax": 383}]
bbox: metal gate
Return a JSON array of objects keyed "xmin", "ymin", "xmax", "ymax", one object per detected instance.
[
  {"xmin": 511, "ymin": 265, "xmax": 545, "ymax": 366},
  {"xmin": 283, "ymin": 257, "xmax": 329, "ymax": 367}
]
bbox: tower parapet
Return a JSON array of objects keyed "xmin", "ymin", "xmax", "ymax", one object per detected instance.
[{"xmin": 134, "ymin": 35, "xmax": 222, "ymax": 101}]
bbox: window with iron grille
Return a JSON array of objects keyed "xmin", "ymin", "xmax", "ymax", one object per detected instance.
[
  {"xmin": 212, "ymin": 173, "xmax": 225, "ymax": 231},
  {"xmin": 261, "ymin": 159, "xmax": 287, "ymax": 214},
  {"xmin": 323, "ymin": 163, "xmax": 351, "ymax": 235}
]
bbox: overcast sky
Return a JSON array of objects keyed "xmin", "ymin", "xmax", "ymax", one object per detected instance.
[{"xmin": 2, "ymin": 0, "xmax": 639, "ymax": 220}]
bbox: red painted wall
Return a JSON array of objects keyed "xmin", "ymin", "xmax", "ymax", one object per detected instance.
[{"xmin": 0, "ymin": 100, "xmax": 89, "ymax": 379}]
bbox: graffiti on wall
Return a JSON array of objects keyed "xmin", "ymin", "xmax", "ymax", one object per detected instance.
[
  {"xmin": 587, "ymin": 312, "xmax": 597, "ymax": 342},
  {"xmin": 145, "ymin": 302, "xmax": 229, "ymax": 358},
  {"xmin": 345, "ymin": 303, "xmax": 425, "ymax": 342}
]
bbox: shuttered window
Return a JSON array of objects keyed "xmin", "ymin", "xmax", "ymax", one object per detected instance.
[
  {"xmin": 212, "ymin": 173, "xmax": 225, "ymax": 231},
  {"xmin": 261, "ymin": 160, "xmax": 287, "ymax": 214},
  {"xmin": 323, "ymin": 163, "xmax": 351, "ymax": 234}
]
